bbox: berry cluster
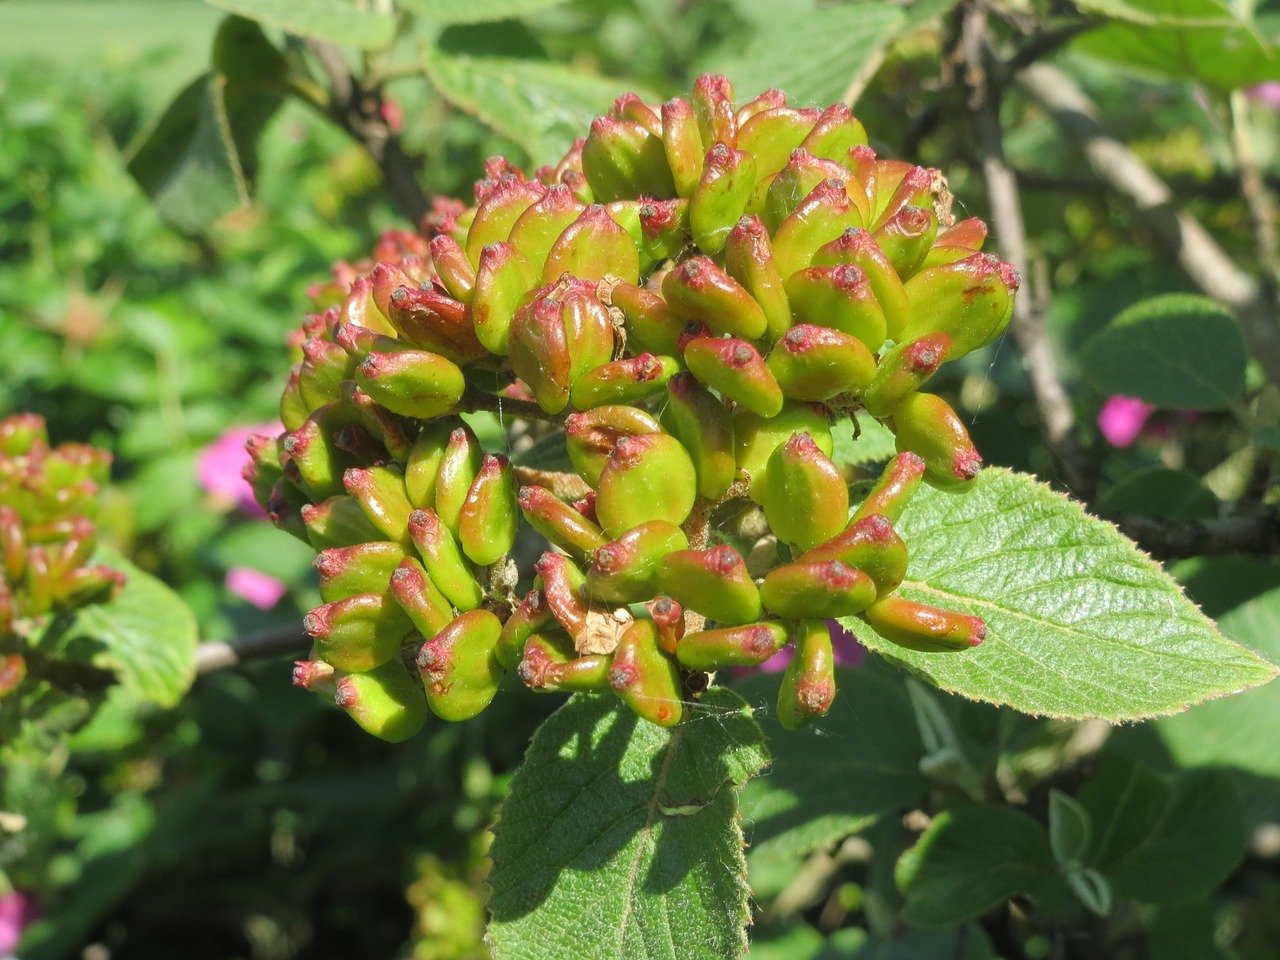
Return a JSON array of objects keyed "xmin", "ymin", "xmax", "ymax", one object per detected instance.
[
  {"xmin": 0, "ymin": 414, "xmax": 124, "ymax": 697},
  {"xmin": 254, "ymin": 75, "xmax": 1019, "ymax": 741}
]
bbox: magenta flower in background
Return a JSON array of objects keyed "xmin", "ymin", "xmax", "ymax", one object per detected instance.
[
  {"xmin": 198, "ymin": 423, "xmax": 280, "ymax": 517},
  {"xmin": 226, "ymin": 566, "xmax": 288, "ymax": 610},
  {"xmin": 748, "ymin": 619, "xmax": 866, "ymax": 674},
  {"xmin": 0, "ymin": 889, "xmax": 39, "ymax": 955},
  {"xmin": 1246, "ymin": 81, "xmax": 1280, "ymax": 110},
  {"xmin": 1098, "ymin": 396, "xmax": 1154, "ymax": 447}
]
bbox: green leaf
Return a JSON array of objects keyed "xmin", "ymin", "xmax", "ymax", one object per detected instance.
[
  {"xmin": 201, "ymin": 0, "xmax": 396, "ymax": 47},
  {"xmin": 1145, "ymin": 556, "xmax": 1280, "ymax": 780},
  {"xmin": 720, "ymin": 2, "xmax": 908, "ymax": 106},
  {"xmin": 1073, "ymin": 0, "xmax": 1277, "ymax": 91},
  {"xmin": 1076, "ymin": 756, "xmax": 1245, "ymax": 902},
  {"xmin": 1066, "ymin": 868, "xmax": 1112, "ymax": 916},
  {"xmin": 848, "ymin": 469, "xmax": 1278, "ymax": 721},
  {"xmin": 62, "ymin": 549, "xmax": 199, "ymax": 708},
  {"xmin": 1078, "ymin": 294, "xmax": 1247, "ymax": 411},
  {"xmin": 487, "ymin": 688, "xmax": 769, "ymax": 960},
  {"xmin": 424, "ymin": 51, "xmax": 656, "ymax": 166},
  {"xmin": 1048, "ymin": 789, "xmax": 1092, "ymax": 866},
  {"xmin": 736, "ymin": 664, "xmax": 928, "ymax": 862},
  {"xmin": 1097, "ymin": 468, "xmax": 1218, "ymax": 520},
  {"xmin": 399, "ymin": 0, "xmax": 568, "ymax": 24},
  {"xmin": 126, "ymin": 17, "xmax": 287, "ymax": 232},
  {"xmin": 833, "ymin": 415, "xmax": 897, "ymax": 468},
  {"xmin": 896, "ymin": 806, "xmax": 1057, "ymax": 927}
]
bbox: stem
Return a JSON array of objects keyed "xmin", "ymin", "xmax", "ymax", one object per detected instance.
[{"xmin": 195, "ymin": 624, "xmax": 309, "ymax": 674}]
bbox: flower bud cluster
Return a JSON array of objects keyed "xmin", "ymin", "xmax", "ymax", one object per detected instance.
[
  {"xmin": 260, "ymin": 76, "xmax": 1018, "ymax": 738},
  {"xmin": 0, "ymin": 414, "xmax": 125, "ymax": 698}
]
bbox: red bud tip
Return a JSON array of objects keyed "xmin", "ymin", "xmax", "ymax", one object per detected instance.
[
  {"xmin": 999, "ymin": 261, "xmax": 1021, "ymax": 291},
  {"xmin": 968, "ymin": 618, "xmax": 986, "ymax": 646},
  {"xmin": 905, "ymin": 335, "xmax": 950, "ymax": 373},
  {"xmin": 609, "ymin": 664, "xmax": 638, "ymax": 691},
  {"xmin": 293, "ymin": 660, "xmax": 335, "ymax": 689},
  {"xmin": 333, "ymin": 676, "xmax": 359, "ymax": 708},
  {"xmin": 830, "ymin": 263, "xmax": 869, "ymax": 292},
  {"xmin": 953, "ymin": 449, "xmax": 983, "ymax": 480}
]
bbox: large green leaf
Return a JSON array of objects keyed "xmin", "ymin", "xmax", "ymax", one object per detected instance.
[
  {"xmin": 202, "ymin": 0, "xmax": 396, "ymax": 47},
  {"xmin": 896, "ymin": 806, "xmax": 1059, "ymax": 927},
  {"xmin": 487, "ymin": 688, "xmax": 769, "ymax": 960},
  {"xmin": 1096, "ymin": 468, "xmax": 1218, "ymax": 520},
  {"xmin": 399, "ymin": 0, "xmax": 568, "ymax": 24},
  {"xmin": 1078, "ymin": 294, "xmax": 1247, "ymax": 410},
  {"xmin": 125, "ymin": 16, "xmax": 287, "ymax": 232},
  {"xmin": 63, "ymin": 549, "xmax": 199, "ymax": 708},
  {"xmin": 1073, "ymin": 0, "xmax": 1278, "ymax": 91},
  {"xmin": 847, "ymin": 470, "xmax": 1278, "ymax": 721},
  {"xmin": 1076, "ymin": 756, "xmax": 1244, "ymax": 902},
  {"xmin": 720, "ymin": 2, "xmax": 908, "ymax": 106},
  {"xmin": 424, "ymin": 52, "xmax": 655, "ymax": 166},
  {"xmin": 737, "ymin": 664, "xmax": 928, "ymax": 862}
]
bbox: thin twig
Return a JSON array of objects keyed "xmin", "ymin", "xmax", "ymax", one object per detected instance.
[
  {"xmin": 303, "ymin": 38, "xmax": 430, "ymax": 225},
  {"xmin": 195, "ymin": 624, "xmax": 309, "ymax": 674},
  {"xmin": 1108, "ymin": 509, "xmax": 1280, "ymax": 561},
  {"xmin": 959, "ymin": 5, "xmax": 1092, "ymax": 495},
  {"xmin": 1229, "ymin": 90, "xmax": 1280, "ymax": 287},
  {"xmin": 1018, "ymin": 61, "xmax": 1280, "ymax": 387},
  {"xmin": 1013, "ymin": 168, "xmax": 1280, "ymax": 199}
]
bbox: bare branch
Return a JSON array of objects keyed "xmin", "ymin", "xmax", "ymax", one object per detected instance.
[
  {"xmin": 958, "ymin": 6, "xmax": 1093, "ymax": 495},
  {"xmin": 1109, "ymin": 509, "xmax": 1280, "ymax": 562},
  {"xmin": 1018, "ymin": 62, "xmax": 1280, "ymax": 386},
  {"xmin": 196, "ymin": 624, "xmax": 309, "ymax": 675}
]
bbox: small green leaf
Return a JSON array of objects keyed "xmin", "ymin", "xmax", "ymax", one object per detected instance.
[
  {"xmin": 1079, "ymin": 294, "xmax": 1247, "ymax": 410},
  {"xmin": 1076, "ymin": 756, "xmax": 1245, "ymax": 902},
  {"xmin": 896, "ymin": 806, "xmax": 1056, "ymax": 928},
  {"xmin": 126, "ymin": 17, "xmax": 287, "ymax": 232},
  {"xmin": 201, "ymin": 0, "xmax": 396, "ymax": 47},
  {"xmin": 487, "ymin": 688, "xmax": 768, "ymax": 960},
  {"xmin": 1073, "ymin": 0, "xmax": 1277, "ymax": 91},
  {"xmin": 850, "ymin": 470, "xmax": 1278, "ymax": 721},
  {"xmin": 720, "ymin": 2, "xmax": 908, "ymax": 106},
  {"xmin": 62, "ymin": 549, "xmax": 199, "ymax": 708},
  {"xmin": 1066, "ymin": 868, "xmax": 1112, "ymax": 916},
  {"xmin": 424, "ymin": 51, "xmax": 657, "ymax": 166},
  {"xmin": 737, "ymin": 664, "xmax": 929, "ymax": 862},
  {"xmin": 833, "ymin": 415, "xmax": 897, "ymax": 468},
  {"xmin": 399, "ymin": 0, "xmax": 567, "ymax": 24},
  {"xmin": 1097, "ymin": 468, "xmax": 1218, "ymax": 521},
  {"xmin": 1048, "ymin": 789, "xmax": 1092, "ymax": 867}
]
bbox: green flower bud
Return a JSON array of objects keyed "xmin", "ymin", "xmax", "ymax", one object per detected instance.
[
  {"xmin": 734, "ymin": 87, "xmax": 786, "ymax": 125},
  {"xmin": 595, "ymin": 433, "xmax": 699, "ymax": 537},
  {"xmin": 565, "ymin": 405, "xmax": 663, "ymax": 488},
  {"xmin": 657, "ymin": 545, "xmax": 762, "ymax": 625},
  {"xmin": 354, "ymin": 345, "xmax": 465, "ymax": 420},
  {"xmin": 507, "ymin": 184, "xmax": 586, "ymax": 277},
  {"xmin": 428, "ymin": 234, "xmax": 476, "ymax": 304},
  {"xmin": 763, "ymin": 152, "xmax": 856, "ymax": 233},
  {"xmin": 342, "ymin": 381, "xmax": 414, "ymax": 461},
  {"xmin": 586, "ymin": 520, "xmax": 689, "ymax": 604},
  {"xmin": 733, "ymin": 402, "xmax": 833, "ymax": 501},
  {"xmin": 606, "ymin": 279, "xmax": 684, "ymax": 357},
  {"xmin": 869, "ymin": 163, "xmax": 934, "ymax": 231},
  {"xmin": 464, "ymin": 175, "xmax": 546, "ymax": 266},
  {"xmin": 850, "ymin": 451, "xmax": 927, "ymax": 524},
  {"xmin": 0, "ymin": 413, "xmax": 47, "ymax": 456},
  {"xmin": 676, "ymin": 621, "xmax": 788, "ymax": 670},
  {"xmin": 280, "ymin": 366, "xmax": 311, "ymax": 432},
  {"xmin": 389, "ymin": 556, "xmax": 455, "ymax": 638},
  {"xmin": 386, "ymin": 285, "xmax": 487, "ymax": 366},
  {"xmin": 298, "ymin": 335, "xmax": 356, "ymax": 411},
  {"xmin": 408, "ymin": 508, "xmax": 484, "ymax": 611},
  {"xmin": 0, "ymin": 506, "xmax": 26, "ymax": 583},
  {"xmin": 892, "ymin": 393, "xmax": 982, "ymax": 489},
  {"xmin": 663, "ymin": 256, "xmax": 768, "ymax": 340},
  {"xmin": 760, "ymin": 558, "xmax": 876, "ymax": 619},
  {"xmin": 638, "ymin": 198, "xmax": 689, "ymax": 265},
  {"xmin": 873, "ymin": 204, "xmax": 938, "ymax": 280},
  {"xmin": 510, "ymin": 279, "xmax": 615, "ymax": 414},
  {"xmin": 766, "ymin": 324, "xmax": 877, "ymax": 402},
  {"xmin": 760, "ymin": 432, "xmax": 849, "ymax": 552},
  {"xmin": 344, "ymin": 465, "xmax": 415, "ymax": 543},
  {"xmin": 470, "ymin": 241, "xmax": 539, "ymax": 356},
  {"xmin": 646, "ymin": 595, "xmax": 685, "ymax": 655},
  {"xmin": 800, "ymin": 513, "xmax": 908, "ymax": 597},
  {"xmin": 690, "ymin": 143, "xmax": 757, "ymax": 255},
  {"xmin": 776, "ymin": 619, "xmax": 836, "ymax": 730},
  {"xmin": 799, "ymin": 103, "xmax": 868, "ymax": 163},
  {"xmin": 316, "ymin": 541, "xmax": 407, "ymax": 603},
  {"xmin": 610, "ymin": 618, "xmax": 683, "ymax": 726},
  {"xmin": 304, "ymin": 592, "xmax": 412, "ymax": 672},
  {"xmin": 658, "ymin": 373, "xmax": 737, "ymax": 500},
  {"xmin": 283, "ymin": 403, "xmax": 361, "ymax": 500},
  {"xmin": 543, "ymin": 203, "xmax": 641, "ymax": 285},
  {"xmin": 335, "ymin": 659, "xmax": 428, "ymax": 742},
  {"xmin": 569, "ymin": 353, "xmax": 678, "ymax": 410},
  {"xmin": 301, "ymin": 494, "xmax": 384, "ymax": 550},
  {"xmin": 784, "ymin": 263, "xmax": 887, "ymax": 350},
  {"xmin": 581, "ymin": 114, "xmax": 677, "ymax": 203},
  {"xmin": 496, "ymin": 588, "xmax": 553, "ymax": 671},
  {"xmin": 898, "ymin": 253, "xmax": 1019, "ymax": 358},
  {"xmin": 737, "ymin": 106, "xmax": 821, "ymax": 186},
  {"xmin": 458, "ymin": 454, "xmax": 518, "ymax": 566},
  {"xmin": 692, "ymin": 74, "xmax": 737, "ymax": 152},
  {"xmin": 417, "ymin": 609, "xmax": 504, "ymax": 721},
  {"xmin": 724, "ymin": 215, "xmax": 791, "ymax": 342},
  {"xmin": 682, "ymin": 333, "xmax": 784, "ymax": 417},
  {"xmin": 861, "ymin": 594, "xmax": 985, "ymax": 652},
  {"xmin": 434, "ymin": 425, "xmax": 483, "ymax": 537},
  {"xmin": 864, "ymin": 332, "xmax": 951, "ymax": 417},
  {"xmin": 517, "ymin": 485, "xmax": 607, "ymax": 560},
  {"xmin": 811, "ymin": 227, "xmax": 909, "ymax": 340},
  {"xmin": 403, "ymin": 419, "xmax": 455, "ymax": 509},
  {"xmin": 518, "ymin": 631, "xmax": 613, "ymax": 693},
  {"xmin": 661, "ymin": 97, "xmax": 705, "ymax": 198}
]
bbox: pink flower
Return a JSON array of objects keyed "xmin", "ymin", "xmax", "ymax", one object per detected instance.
[
  {"xmin": 1246, "ymin": 82, "xmax": 1280, "ymax": 110},
  {"xmin": 1097, "ymin": 396, "xmax": 1154, "ymax": 447},
  {"xmin": 0, "ymin": 889, "xmax": 39, "ymax": 954},
  {"xmin": 197, "ymin": 423, "xmax": 280, "ymax": 517},
  {"xmin": 743, "ymin": 619, "xmax": 866, "ymax": 674},
  {"xmin": 226, "ymin": 567, "xmax": 288, "ymax": 609}
]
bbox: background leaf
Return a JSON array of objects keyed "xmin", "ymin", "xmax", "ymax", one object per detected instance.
[
  {"xmin": 1078, "ymin": 294, "xmax": 1248, "ymax": 410},
  {"xmin": 1096, "ymin": 468, "xmax": 1218, "ymax": 520},
  {"xmin": 423, "ymin": 51, "xmax": 656, "ymax": 166},
  {"xmin": 202, "ymin": 0, "xmax": 396, "ymax": 47},
  {"xmin": 399, "ymin": 0, "xmax": 568, "ymax": 24},
  {"xmin": 848, "ymin": 469, "xmax": 1278, "ymax": 721},
  {"xmin": 718, "ymin": 2, "xmax": 908, "ymax": 106},
  {"xmin": 61, "ymin": 548, "xmax": 199, "ymax": 708},
  {"xmin": 487, "ymin": 688, "xmax": 769, "ymax": 960}
]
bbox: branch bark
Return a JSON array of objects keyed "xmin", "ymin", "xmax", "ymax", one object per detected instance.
[
  {"xmin": 196, "ymin": 624, "xmax": 309, "ymax": 674},
  {"xmin": 1018, "ymin": 61, "xmax": 1280, "ymax": 387},
  {"xmin": 1109, "ymin": 509, "xmax": 1280, "ymax": 562}
]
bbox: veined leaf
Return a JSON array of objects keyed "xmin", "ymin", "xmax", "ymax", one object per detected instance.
[
  {"xmin": 488, "ymin": 688, "xmax": 769, "ymax": 960},
  {"xmin": 399, "ymin": 0, "xmax": 568, "ymax": 24},
  {"xmin": 202, "ymin": 0, "xmax": 396, "ymax": 48},
  {"xmin": 847, "ymin": 470, "xmax": 1278, "ymax": 721}
]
